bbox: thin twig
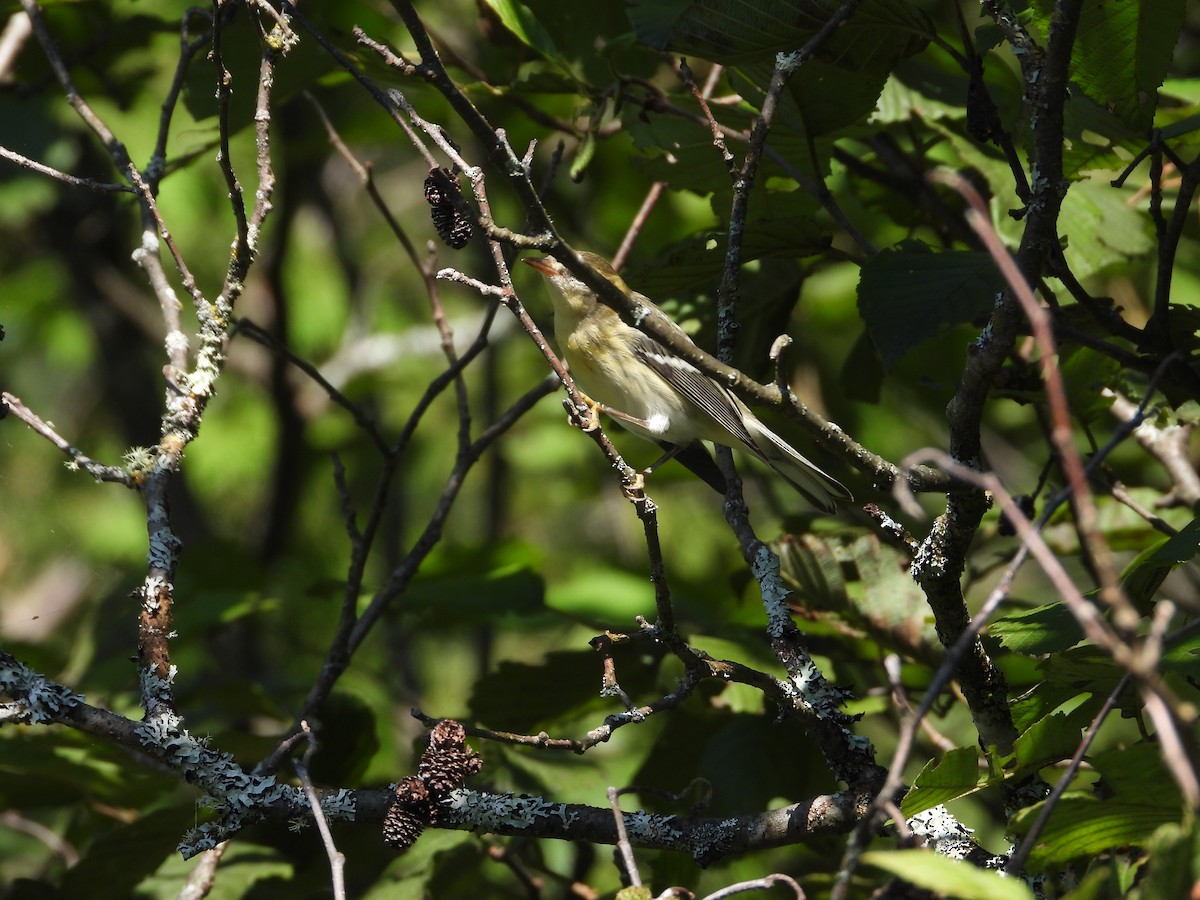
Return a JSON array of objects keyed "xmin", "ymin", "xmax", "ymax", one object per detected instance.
[
  {"xmin": 235, "ymin": 319, "xmax": 390, "ymax": 454},
  {"xmin": 700, "ymin": 874, "xmax": 806, "ymax": 900},
  {"xmin": 612, "ymin": 180, "xmax": 666, "ymax": 272},
  {"xmin": 1, "ymin": 392, "xmax": 136, "ymax": 486},
  {"xmin": 607, "ymin": 787, "xmax": 643, "ymax": 888},
  {"xmin": 0, "ymin": 144, "xmax": 134, "ymax": 192},
  {"xmin": 0, "ymin": 9, "xmax": 32, "ymax": 83},
  {"xmin": 174, "ymin": 842, "xmax": 228, "ymax": 900},
  {"xmin": 296, "ymin": 721, "xmax": 347, "ymax": 900}
]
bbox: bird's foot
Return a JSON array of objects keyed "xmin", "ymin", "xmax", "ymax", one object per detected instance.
[
  {"xmin": 564, "ymin": 394, "xmax": 601, "ymax": 432},
  {"xmin": 622, "ymin": 470, "xmax": 646, "ymax": 499}
]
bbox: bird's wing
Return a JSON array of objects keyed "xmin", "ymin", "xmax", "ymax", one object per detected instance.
[
  {"xmin": 630, "ymin": 326, "xmax": 851, "ymax": 512},
  {"xmin": 628, "ymin": 331, "xmax": 757, "ymax": 448}
]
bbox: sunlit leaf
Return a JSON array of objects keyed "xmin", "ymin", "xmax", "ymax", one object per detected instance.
[
  {"xmin": 901, "ymin": 747, "xmax": 988, "ymax": 817},
  {"xmin": 862, "ymin": 849, "xmax": 1034, "ymax": 900}
]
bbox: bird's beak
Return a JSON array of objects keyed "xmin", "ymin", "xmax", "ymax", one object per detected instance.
[{"xmin": 523, "ymin": 257, "xmax": 556, "ymax": 276}]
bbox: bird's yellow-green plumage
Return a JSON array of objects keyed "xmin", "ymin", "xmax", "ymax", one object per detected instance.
[{"xmin": 524, "ymin": 251, "xmax": 851, "ymax": 511}]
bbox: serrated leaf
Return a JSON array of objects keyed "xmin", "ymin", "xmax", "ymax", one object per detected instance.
[
  {"xmin": 901, "ymin": 747, "xmax": 987, "ymax": 817},
  {"xmin": 626, "ymin": 102, "xmax": 830, "ymax": 196},
  {"xmin": 1037, "ymin": 647, "xmax": 1141, "ymax": 718},
  {"xmin": 1010, "ymin": 798, "xmax": 1179, "ymax": 866},
  {"xmin": 1140, "ymin": 821, "xmax": 1200, "ymax": 899},
  {"xmin": 627, "ymin": 0, "xmax": 930, "ymax": 67},
  {"xmin": 1030, "ymin": 0, "xmax": 1186, "ymax": 135},
  {"xmin": 1059, "ymin": 92, "xmax": 1143, "ymax": 179},
  {"xmin": 1092, "ymin": 742, "xmax": 1184, "ymax": 808},
  {"xmin": 1011, "ymin": 707, "xmax": 1091, "ymax": 778},
  {"xmin": 484, "ymin": 0, "xmax": 570, "ymax": 70},
  {"xmin": 1160, "ymin": 629, "xmax": 1200, "ymax": 680},
  {"xmin": 59, "ymin": 806, "xmax": 198, "ymax": 900},
  {"xmin": 990, "ymin": 602, "xmax": 1085, "ymax": 655},
  {"xmin": 862, "ymin": 849, "xmax": 1035, "ymax": 900},
  {"xmin": 1121, "ymin": 515, "xmax": 1200, "ymax": 610},
  {"xmin": 629, "ymin": 0, "xmax": 930, "ymax": 135},
  {"xmin": 1058, "ymin": 177, "xmax": 1154, "ymax": 278},
  {"xmin": 857, "ymin": 241, "xmax": 1002, "ymax": 369},
  {"xmin": 733, "ymin": 57, "xmax": 891, "ymax": 136},
  {"xmin": 629, "ymin": 215, "xmax": 829, "ymax": 298},
  {"xmin": 775, "ymin": 531, "xmax": 939, "ymax": 663},
  {"xmin": 873, "ymin": 50, "xmax": 1024, "ymax": 132},
  {"xmin": 467, "ymin": 649, "xmax": 661, "ymax": 732},
  {"xmin": 776, "ymin": 531, "xmax": 848, "ymax": 606},
  {"xmin": 401, "ymin": 565, "xmax": 547, "ymax": 627}
]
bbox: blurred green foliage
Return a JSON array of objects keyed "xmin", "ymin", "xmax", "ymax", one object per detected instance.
[{"xmin": 2, "ymin": 0, "xmax": 1200, "ymax": 897}]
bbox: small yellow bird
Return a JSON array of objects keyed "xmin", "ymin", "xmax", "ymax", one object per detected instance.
[{"xmin": 524, "ymin": 252, "xmax": 851, "ymax": 512}]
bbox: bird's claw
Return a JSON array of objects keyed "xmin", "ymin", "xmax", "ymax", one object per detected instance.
[
  {"xmin": 622, "ymin": 471, "xmax": 646, "ymax": 499},
  {"xmin": 564, "ymin": 395, "xmax": 601, "ymax": 432}
]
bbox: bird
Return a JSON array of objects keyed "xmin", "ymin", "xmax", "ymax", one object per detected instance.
[{"xmin": 524, "ymin": 251, "xmax": 852, "ymax": 512}]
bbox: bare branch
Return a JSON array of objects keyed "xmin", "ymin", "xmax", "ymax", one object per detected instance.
[
  {"xmin": 1, "ymin": 392, "xmax": 137, "ymax": 487},
  {"xmin": 0, "ymin": 144, "xmax": 134, "ymax": 193}
]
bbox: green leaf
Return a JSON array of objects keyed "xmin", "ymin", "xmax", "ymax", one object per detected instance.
[
  {"xmin": 629, "ymin": 0, "xmax": 930, "ymax": 135},
  {"xmin": 145, "ymin": 840, "xmax": 297, "ymax": 898},
  {"xmin": 402, "ymin": 564, "xmax": 547, "ymax": 627},
  {"xmin": 1011, "ymin": 706, "xmax": 1092, "ymax": 778},
  {"xmin": 861, "ymin": 849, "xmax": 1035, "ymax": 900},
  {"xmin": 1058, "ymin": 345, "xmax": 1120, "ymax": 425},
  {"xmin": 1160, "ymin": 629, "xmax": 1200, "ymax": 680},
  {"xmin": 732, "ymin": 57, "xmax": 891, "ymax": 136},
  {"xmin": 631, "ymin": 217, "xmax": 829, "ymax": 298},
  {"xmin": 467, "ymin": 649, "xmax": 662, "ymax": 732},
  {"xmin": 484, "ymin": 0, "xmax": 571, "ymax": 71},
  {"xmin": 59, "ymin": 806, "xmax": 197, "ymax": 900},
  {"xmin": 1010, "ymin": 797, "xmax": 1180, "ymax": 866},
  {"xmin": 901, "ymin": 747, "xmax": 987, "ymax": 817},
  {"xmin": 545, "ymin": 564, "xmax": 655, "ymax": 624},
  {"xmin": 1155, "ymin": 79, "xmax": 1200, "ymax": 160},
  {"xmin": 627, "ymin": 0, "xmax": 930, "ymax": 67},
  {"xmin": 1036, "ymin": 646, "xmax": 1143, "ymax": 720},
  {"xmin": 0, "ymin": 731, "xmax": 176, "ymax": 810},
  {"xmin": 510, "ymin": 0, "xmax": 657, "ymax": 88},
  {"xmin": 990, "ymin": 602, "xmax": 1085, "ymax": 655},
  {"xmin": 1059, "ymin": 92, "xmax": 1143, "ymax": 179},
  {"xmin": 1121, "ymin": 515, "xmax": 1200, "ymax": 611},
  {"xmin": 1030, "ymin": 0, "xmax": 1187, "ymax": 135},
  {"xmin": 775, "ymin": 531, "xmax": 939, "ymax": 663},
  {"xmin": 1058, "ymin": 177, "xmax": 1154, "ymax": 278},
  {"xmin": 635, "ymin": 710, "xmax": 834, "ymax": 815},
  {"xmin": 1092, "ymin": 742, "xmax": 1184, "ymax": 808},
  {"xmin": 856, "ymin": 241, "xmax": 1002, "ymax": 369},
  {"xmin": 625, "ymin": 102, "xmax": 831, "ymax": 196},
  {"xmin": 1140, "ymin": 821, "xmax": 1200, "ymax": 900}
]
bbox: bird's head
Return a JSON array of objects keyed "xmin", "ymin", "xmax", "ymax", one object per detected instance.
[{"xmin": 524, "ymin": 252, "xmax": 630, "ymax": 317}]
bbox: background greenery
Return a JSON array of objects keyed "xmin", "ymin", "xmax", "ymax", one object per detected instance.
[{"xmin": 3, "ymin": 0, "xmax": 1200, "ymax": 897}]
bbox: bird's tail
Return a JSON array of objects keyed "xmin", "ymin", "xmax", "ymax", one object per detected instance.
[{"xmin": 742, "ymin": 415, "xmax": 852, "ymax": 513}]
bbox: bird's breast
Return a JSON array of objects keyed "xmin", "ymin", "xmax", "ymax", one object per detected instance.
[{"xmin": 561, "ymin": 321, "xmax": 704, "ymax": 443}]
